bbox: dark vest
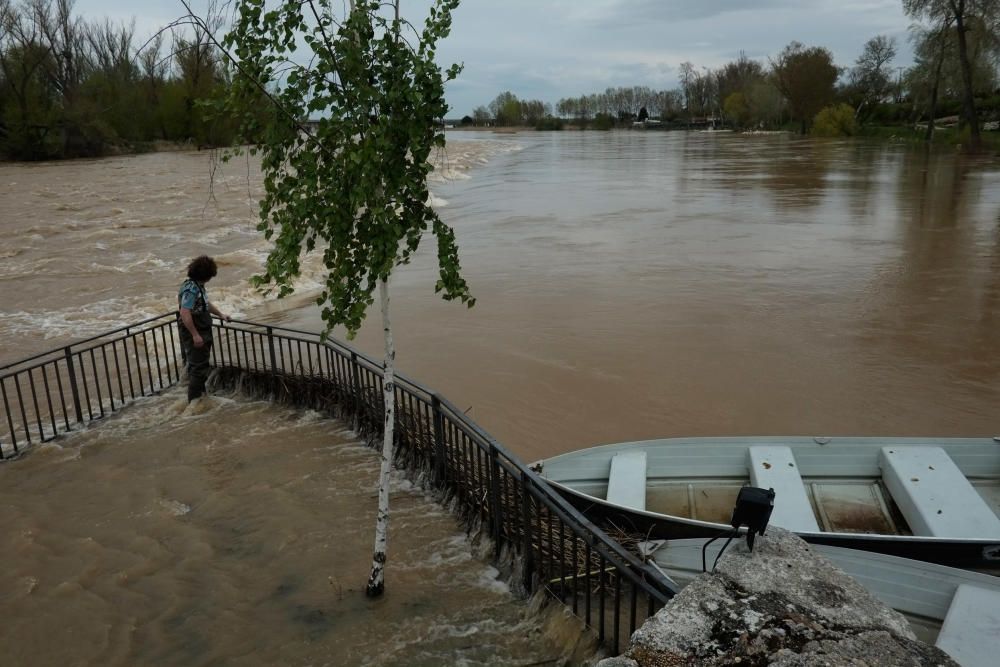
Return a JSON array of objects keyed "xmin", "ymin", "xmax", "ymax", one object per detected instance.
[{"xmin": 179, "ymin": 280, "xmax": 213, "ymax": 338}]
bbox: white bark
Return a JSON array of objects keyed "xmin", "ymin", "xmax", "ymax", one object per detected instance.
[{"xmin": 366, "ymin": 276, "xmax": 395, "ymax": 597}]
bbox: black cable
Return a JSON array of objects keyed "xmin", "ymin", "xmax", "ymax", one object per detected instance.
[
  {"xmin": 712, "ymin": 532, "xmax": 737, "ymax": 572},
  {"xmin": 701, "ymin": 528, "xmax": 737, "ymax": 573}
]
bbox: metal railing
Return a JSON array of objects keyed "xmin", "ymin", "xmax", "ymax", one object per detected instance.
[
  {"xmin": 0, "ymin": 313, "xmax": 182, "ymax": 455},
  {"xmin": 2, "ymin": 313, "xmax": 677, "ymax": 654}
]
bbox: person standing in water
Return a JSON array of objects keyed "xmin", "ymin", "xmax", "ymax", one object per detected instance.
[{"xmin": 178, "ymin": 255, "xmax": 230, "ymax": 401}]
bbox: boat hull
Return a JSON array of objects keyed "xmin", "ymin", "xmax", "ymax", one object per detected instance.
[
  {"xmin": 550, "ymin": 481, "xmax": 1000, "ymax": 567},
  {"xmin": 539, "ymin": 436, "xmax": 1000, "ymax": 568}
]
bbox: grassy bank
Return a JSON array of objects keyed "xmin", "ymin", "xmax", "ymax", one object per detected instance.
[{"xmin": 857, "ymin": 125, "xmax": 1000, "ymax": 151}]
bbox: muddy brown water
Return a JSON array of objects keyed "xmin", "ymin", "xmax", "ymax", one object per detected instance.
[
  {"xmin": 0, "ymin": 393, "xmax": 591, "ymax": 665},
  {"xmin": 2, "ymin": 131, "xmax": 1000, "ymax": 664},
  {"xmin": 321, "ymin": 132, "xmax": 1000, "ymax": 460}
]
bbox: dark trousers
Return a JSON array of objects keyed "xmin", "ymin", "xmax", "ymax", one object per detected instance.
[{"xmin": 180, "ymin": 328, "xmax": 213, "ymax": 401}]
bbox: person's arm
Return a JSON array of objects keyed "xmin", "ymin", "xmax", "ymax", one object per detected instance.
[
  {"xmin": 208, "ymin": 302, "xmax": 230, "ymax": 322},
  {"xmin": 179, "ymin": 308, "xmax": 205, "ymax": 348}
]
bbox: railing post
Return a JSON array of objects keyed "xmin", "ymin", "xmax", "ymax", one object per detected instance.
[
  {"xmin": 64, "ymin": 346, "xmax": 84, "ymax": 425},
  {"xmin": 266, "ymin": 327, "xmax": 278, "ymax": 372},
  {"xmin": 350, "ymin": 351, "xmax": 362, "ymax": 430},
  {"xmin": 521, "ymin": 471, "xmax": 535, "ymax": 591},
  {"xmin": 1, "ymin": 378, "xmax": 15, "ymax": 458},
  {"xmin": 489, "ymin": 446, "xmax": 504, "ymax": 557},
  {"xmin": 431, "ymin": 394, "xmax": 445, "ymax": 486}
]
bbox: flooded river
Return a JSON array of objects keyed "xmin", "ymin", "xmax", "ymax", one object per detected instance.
[
  {"xmin": 2, "ymin": 131, "xmax": 999, "ymax": 664},
  {"xmin": 331, "ymin": 132, "xmax": 1000, "ymax": 458},
  {"xmin": 0, "ymin": 393, "xmax": 585, "ymax": 665}
]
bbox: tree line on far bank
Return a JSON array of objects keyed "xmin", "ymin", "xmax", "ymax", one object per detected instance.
[
  {"xmin": 5, "ymin": 1, "xmax": 1000, "ymax": 160},
  {"xmin": 0, "ymin": 0, "xmax": 254, "ymax": 160},
  {"xmin": 463, "ymin": 1, "xmax": 1000, "ymax": 149}
]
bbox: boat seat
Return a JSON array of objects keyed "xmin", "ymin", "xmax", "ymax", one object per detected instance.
[
  {"xmin": 747, "ymin": 446, "xmax": 820, "ymax": 532},
  {"xmin": 879, "ymin": 446, "xmax": 1000, "ymax": 538},
  {"xmin": 935, "ymin": 584, "xmax": 1000, "ymax": 667},
  {"xmin": 606, "ymin": 451, "xmax": 647, "ymax": 511}
]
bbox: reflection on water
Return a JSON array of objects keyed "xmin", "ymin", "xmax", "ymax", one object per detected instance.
[{"xmin": 869, "ymin": 148, "xmax": 1000, "ymax": 389}]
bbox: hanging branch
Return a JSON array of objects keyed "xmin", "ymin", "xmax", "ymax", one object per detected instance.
[{"xmin": 218, "ymin": 0, "xmax": 472, "ymax": 597}]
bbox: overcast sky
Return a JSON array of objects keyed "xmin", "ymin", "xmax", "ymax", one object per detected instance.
[{"xmin": 76, "ymin": 1, "xmax": 917, "ymax": 115}]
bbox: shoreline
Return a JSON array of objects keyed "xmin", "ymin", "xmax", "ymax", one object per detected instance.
[
  {"xmin": 445, "ymin": 125, "xmax": 544, "ymax": 133},
  {"xmin": 4, "ymin": 126, "xmax": 997, "ymax": 164},
  {"xmin": 0, "ymin": 140, "xmax": 234, "ymax": 165}
]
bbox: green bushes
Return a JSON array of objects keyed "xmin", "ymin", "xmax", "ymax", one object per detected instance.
[
  {"xmin": 866, "ymin": 102, "xmax": 910, "ymax": 125},
  {"xmin": 534, "ymin": 115, "xmax": 564, "ymax": 131},
  {"xmin": 723, "ymin": 92, "xmax": 752, "ymax": 129},
  {"xmin": 0, "ymin": 1, "xmax": 240, "ymax": 160},
  {"xmin": 812, "ymin": 104, "xmax": 858, "ymax": 137},
  {"xmin": 591, "ymin": 113, "xmax": 615, "ymax": 130}
]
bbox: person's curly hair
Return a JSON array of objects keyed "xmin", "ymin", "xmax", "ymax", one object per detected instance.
[{"xmin": 187, "ymin": 255, "xmax": 218, "ymax": 282}]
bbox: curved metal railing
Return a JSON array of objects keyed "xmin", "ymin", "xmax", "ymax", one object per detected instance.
[
  {"xmin": 0, "ymin": 313, "xmax": 182, "ymax": 452},
  {"xmin": 1, "ymin": 313, "xmax": 677, "ymax": 654}
]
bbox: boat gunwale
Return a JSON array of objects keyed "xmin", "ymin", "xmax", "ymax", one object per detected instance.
[
  {"xmin": 541, "ymin": 435, "xmax": 1000, "ymax": 474},
  {"xmin": 544, "ymin": 478, "xmax": 1000, "ymax": 545}
]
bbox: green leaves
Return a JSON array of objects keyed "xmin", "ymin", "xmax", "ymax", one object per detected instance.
[{"xmin": 222, "ymin": 0, "xmax": 471, "ymax": 337}]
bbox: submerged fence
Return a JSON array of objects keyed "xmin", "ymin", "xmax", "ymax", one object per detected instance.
[
  {"xmin": 1, "ymin": 313, "xmax": 677, "ymax": 654},
  {"xmin": 0, "ymin": 313, "xmax": 182, "ymax": 454}
]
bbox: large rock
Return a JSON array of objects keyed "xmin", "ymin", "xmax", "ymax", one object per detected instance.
[{"xmin": 600, "ymin": 528, "xmax": 958, "ymax": 666}]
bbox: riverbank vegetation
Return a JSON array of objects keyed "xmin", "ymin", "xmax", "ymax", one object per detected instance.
[
  {"xmin": 0, "ymin": 0, "xmax": 241, "ymax": 160},
  {"xmin": 467, "ymin": 1, "xmax": 1000, "ymax": 150},
  {"xmin": 3, "ymin": 0, "xmax": 999, "ymax": 159}
]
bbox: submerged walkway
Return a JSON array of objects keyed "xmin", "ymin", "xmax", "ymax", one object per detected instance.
[
  {"xmin": 0, "ymin": 314, "xmax": 677, "ymax": 658},
  {"xmin": 0, "ymin": 391, "xmax": 589, "ymax": 664}
]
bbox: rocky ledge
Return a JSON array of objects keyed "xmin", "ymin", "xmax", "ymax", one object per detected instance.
[{"xmin": 598, "ymin": 527, "xmax": 958, "ymax": 666}]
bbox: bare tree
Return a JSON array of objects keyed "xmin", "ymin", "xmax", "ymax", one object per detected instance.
[
  {"xmin": 173, "ymin": 9, "xmax": 223, "ymax": 142},
  {"xmin": 715, "ymin": 52, "xmax": 766, "ymax": 110},
  {"xmin": 33, "ymin": 0, "xmax": 88, "ymax": 105},
  {"xmin": 87, "ymin": 18, "xmax": 135, "ymax": 79},
  {"xmin": 679, "ymin": 61, "xmax": 696, "ymax": 121},
  {"xmin": 904, "ymin": 0, "xmax": 1000, "ymax": 149},
  {"xmin": 656, "ymin": 89, "xmax": 684, "ymax": 120},
  {"xmin": 0, "ymin": 0, "xmax": 57, "ymax": 156},
  {"xmin": 138, "ymin": 31, "xmax": 168, "ymax": 139},
  {"xmin": 908, "ymin": 16, "xmax": 955, "ymax": 139},
  {"xmin": 471, "ymin": 104, "xmax": 489, "ymax": 125},
  {"xmin": 848, "ymin": 35, "xmax": 898, "ymax": 120}
]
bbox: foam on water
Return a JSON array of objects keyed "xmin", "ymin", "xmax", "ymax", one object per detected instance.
[
  {"xmin": 1, "ymin": 140, "xmax": 605, "ymax": 664},
  {"xmin": 0, "ymin": 390, "xmax": 593, "ymax": 665},
  {"xmin": 426, "ymin": 139, "xmax": 522, "ymax": 185},
  {"xmin": 1, "ymin": 138, "xmax": 512, "ymax": 360},
  {"xmin": 4, "ymin": 299, "xmax": 163, "ymax": 339},
  {"xmin": 158, "ymin": 498, "xmax": 192, "ymax": 516}
]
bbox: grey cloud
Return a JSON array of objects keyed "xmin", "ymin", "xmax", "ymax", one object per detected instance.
[
  {"xmin": 75, "ymin": 1, "xmax": 914, "ymax": 116},
  {"xmin": 582, "ymin": 0, "xmax": 801, "ymax": 26}
]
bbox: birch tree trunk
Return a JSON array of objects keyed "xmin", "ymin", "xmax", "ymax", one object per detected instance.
[
  {"xmin": 366, "ymin": 275, "xmax": 395, "ymax": 597},
  {"xmin": 926, "ymin": 34, "xmax": 947, "ymax": 142},
  {"xmin": 950, "ymin": 0, "xmax": 982, "ymax": 149},
  {"xmin": 219, "ymin": 0, "xmax": 469, "ymax": 598}
]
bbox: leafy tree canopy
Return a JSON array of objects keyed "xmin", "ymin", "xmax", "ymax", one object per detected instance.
[
  {"xmin": 221, "ymin": 0, "xmax": 473, "ymax": 337},
  {"xmin": 771, "ymin": 41, "xmax": 840, "ymax": 133},
  {"xmin": 812, "ymin": 103, "xmax": 858, "ymax": 137}
]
